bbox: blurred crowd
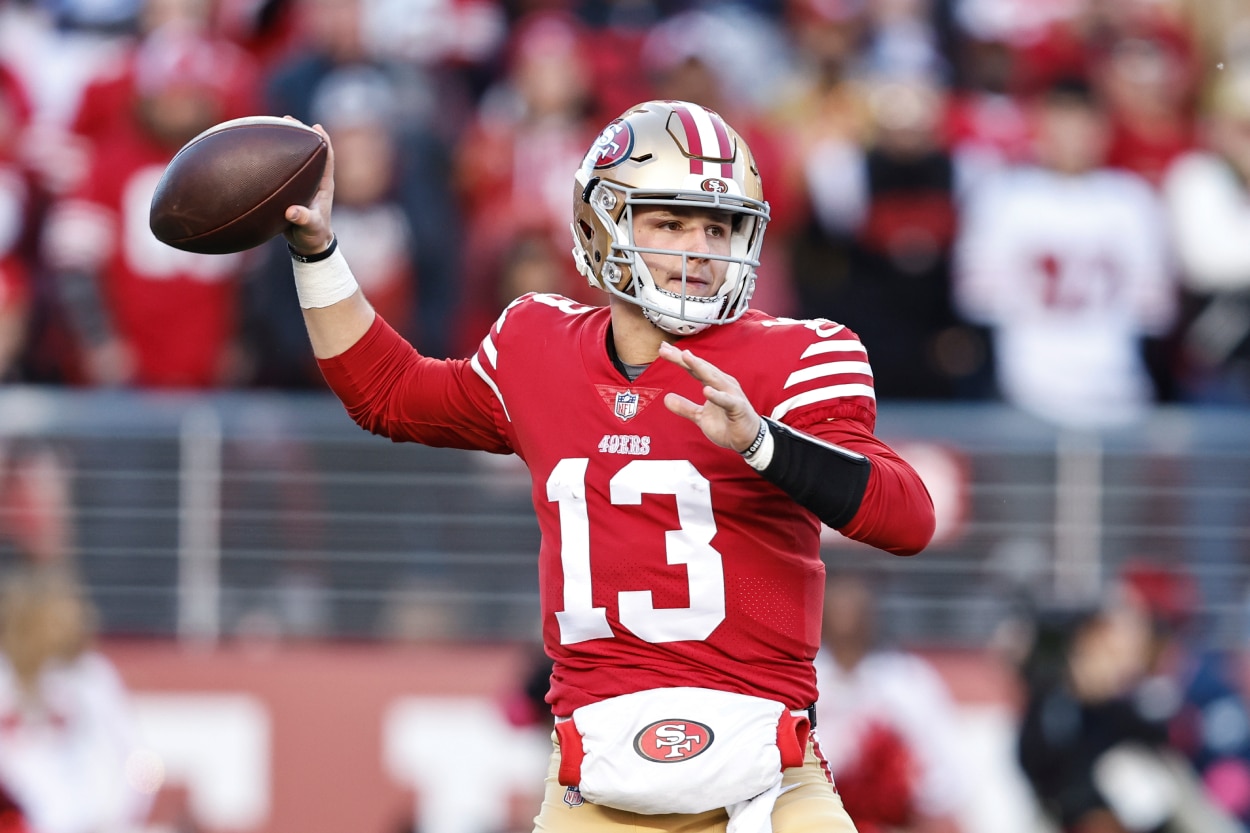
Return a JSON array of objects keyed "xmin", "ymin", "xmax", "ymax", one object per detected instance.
[
  {"xmin": 1003, "ymin": 560, "xmax": 1250, "ymax": 833},
  {"xmin": 0, "ymin": 0, "xmax": 1245, "ymax": 426},
  {"xmin": 3, "ymin": 3, "xmax": 1250, "ymax": 830},
  {"xmin": 804, "ymin": 564, "xmax": 1250, "ymax": 833}
]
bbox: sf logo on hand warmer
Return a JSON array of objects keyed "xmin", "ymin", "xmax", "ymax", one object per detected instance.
[{"xmin": 633, "ymin": 720, "xmax": 714, "ymax": 762}]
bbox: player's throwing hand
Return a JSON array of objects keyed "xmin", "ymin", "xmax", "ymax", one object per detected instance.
[
  {"xmin": 659, "ymin": 341, "xmax": 762, "ymax": 454},
  {"xmin": 283, "ymin": 120, "xmax": 336, "ymax": 256}
]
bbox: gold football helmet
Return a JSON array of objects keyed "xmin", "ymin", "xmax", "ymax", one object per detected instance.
[{"xmin": 571, "ymin": 100, "xmax": 770, "ymax": 335}]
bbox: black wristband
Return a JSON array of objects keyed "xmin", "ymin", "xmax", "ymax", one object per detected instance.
[
  {"xmin": 288, "ymin": 236, "xmax": 337, "ymax": 263},
  {"xmin": 756, "ymin": 417, "xmax": 871, "ymax": 529}
]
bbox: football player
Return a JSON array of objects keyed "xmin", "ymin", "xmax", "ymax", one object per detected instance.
[{"xmin": 282, "ymin": 100, "xmax": 936, "ymax": 833}]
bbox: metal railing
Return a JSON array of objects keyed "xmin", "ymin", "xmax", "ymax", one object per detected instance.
[{"xmin": 1, "ymin": 387, "xmax": 1247, "ymax": 648}]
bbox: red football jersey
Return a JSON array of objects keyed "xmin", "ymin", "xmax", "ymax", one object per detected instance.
[
  {"xmin": 319, "ymin": 293, "xmax": 933, "ymax": 715},
  {"xmin": 42, "ymin": 120, "xmax": 245, "ymax": 387}
]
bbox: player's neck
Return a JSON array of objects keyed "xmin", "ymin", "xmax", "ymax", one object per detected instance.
[
  {"xmin": 606, "ymin": 333, "xmax": 649, "ymax": 382},
  {"xmin": 608, "ymin": 301, "xmax": 678, "ymax": 366}
]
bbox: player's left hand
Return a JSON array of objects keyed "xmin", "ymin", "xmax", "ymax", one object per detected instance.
[{"xmin": 660, "ymin": 342, "xmax": 762, "ymax": 453}]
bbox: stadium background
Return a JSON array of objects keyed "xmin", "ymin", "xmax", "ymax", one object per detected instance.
[{"xmin": 0, "ymin": 0, "xmax": 1249, "ymax": 831}]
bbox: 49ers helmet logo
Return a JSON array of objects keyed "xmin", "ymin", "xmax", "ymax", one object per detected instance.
[
  {"xmin": 633, "ymin": 719, "xmax": 714, "ymax": 762},
  {"xmin": 586, "ymin": 119, "xmax": 634, "ymax": 169}
]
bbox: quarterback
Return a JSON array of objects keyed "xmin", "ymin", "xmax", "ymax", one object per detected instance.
[{"xmin": 282, "ymin": 101, "xmax": 935, "ymax": 833}]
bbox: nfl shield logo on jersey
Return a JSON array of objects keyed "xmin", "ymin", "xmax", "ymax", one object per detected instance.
[
  {"xmin": 614, "ymin": 391, "xmax": 639, "ymax": 421},
  {"xmin": 564, "ymin": 786, "xmax": 584, "ymax": 807},
  {"xmin": 596, "ymin": 384, "xmax": 661, "ymax": 421}
]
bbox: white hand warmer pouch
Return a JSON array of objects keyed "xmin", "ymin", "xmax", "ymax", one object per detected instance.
[{"xmin": 555, "ymin": 686, "xmax": 810, "ymax": 825}]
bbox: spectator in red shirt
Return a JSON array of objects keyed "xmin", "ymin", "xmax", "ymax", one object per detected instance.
[
  {"xmin": 0, "ymin": 62, "xmax": 73, "ymax": 571},
  {"xmin": 0, "ymin": 61, "xmax": 34, "ymax": 383},
  {"xmin": 263, "ymin": 0, "xmax": 466, "ymax": 360},
  {"xmin": 451, "ymin": 10, "xmax": 603, "ymax": 355},
  {"xmin": 1095, "ymin": 29, "xmax": 1200, "ymax": 187},
  {"xmin": 40, "ymin": 23, "xmax": 261, "ymax": 387}
]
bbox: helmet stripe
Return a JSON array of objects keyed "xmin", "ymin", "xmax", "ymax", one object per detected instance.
[
  {"xmin": 672, "ymin": 103, "xmax": 705, "ymax": 175},
  {"xmin": 706, "ymin": 111, "xmax": 734, "ymax": 177},
  {"xmin": 673, "ymin": 102, "xmax": 736, "ymax": 177}
]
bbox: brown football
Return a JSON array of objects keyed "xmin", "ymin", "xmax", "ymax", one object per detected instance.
[{"xmin": 149, "ymin": 116, "xmax": 327, "ymax": 255}]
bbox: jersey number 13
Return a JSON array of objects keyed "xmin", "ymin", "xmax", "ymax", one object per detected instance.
[{"xmin": 547, "ymin": 458, "xmax": 726, "ymax": 645}]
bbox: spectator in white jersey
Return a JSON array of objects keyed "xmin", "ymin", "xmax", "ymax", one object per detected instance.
[
  {"xmin": 1158, "ymin": 65, "xmax": 1250, "ymax": 643},
  {"xmin": 0, "ymin": 566, "xmax": 151, "ymax": 833},
  {"xmin": 1162, "ymin": 65, "xmax": 1250, "ymax": 405},
  {"xmin": 953, "ymin": 76, "xmax": 1177, "ymax": 429}
]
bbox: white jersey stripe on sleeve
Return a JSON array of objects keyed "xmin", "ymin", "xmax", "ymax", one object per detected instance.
[
  {"xmin": 769, "ymin": 384, "xmax": 877, "ymax": 421},
  {"xmin": 800, "ymin": 340, "xmax": 866, "ymax": 358},
  {"xmin": 470, "ymin": 352, "xmax": 511, "ymax": 422},
  {"xmin": 784, "ymin": 361, "xmax": 874, "ymax": 388},
  {"xmin": 481, "ymin": 332, "xmax": 499, "ymax": 369}
]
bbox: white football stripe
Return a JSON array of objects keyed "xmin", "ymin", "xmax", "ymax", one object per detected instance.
[
  {"xmin": 800, "ymin": 340, "xmax": 866, "ymax": 358},
  {"xmin": 770, "ymin": 384, "xmax": 876, "ymax": 420},
  {"xmin": 784, "ymin": 361, "xmax": 874, "ymax": 388},
  {"xmin": 469, "ymin": 353, "xmax": 511, "ymax": 422}
]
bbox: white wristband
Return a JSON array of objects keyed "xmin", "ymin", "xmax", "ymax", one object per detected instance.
[
  {"xmin": 291, "ymin": 245, "xmax": 359, "ymax": 309},
  {"xmin": 744, "ymin": 426, "xmax": 775, "ymax": 471}
]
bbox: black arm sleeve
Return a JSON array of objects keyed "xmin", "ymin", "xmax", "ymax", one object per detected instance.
[{"xmin": 754, "ymin": 417, "xmax": 872, "ymax": 529}]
